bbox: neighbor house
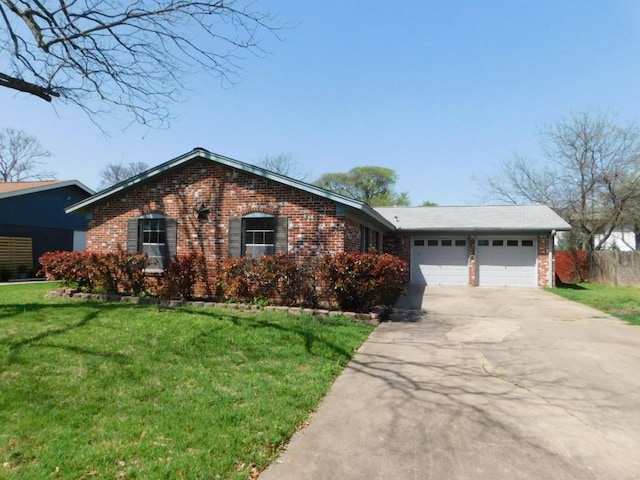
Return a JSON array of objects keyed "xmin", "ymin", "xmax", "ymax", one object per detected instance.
[
  {"xmin": 0, "ymin": 180, "xmax": 94, "ymax": 276},
  {"xmin": 593, "ymin": 225, "xmax": 637, "ymax": 251},
  {"xmin": 66, "ymin": 148, "xmax": 570, "ymax": 288}
]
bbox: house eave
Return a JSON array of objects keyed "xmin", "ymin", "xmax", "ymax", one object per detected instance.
[
  {"xmin": 1, "ymin": 180, "xmax": 95, "ymax": 201},
  {"xmin": 391, "ymin": 227, "xmax": 572, "ymax": 234}
]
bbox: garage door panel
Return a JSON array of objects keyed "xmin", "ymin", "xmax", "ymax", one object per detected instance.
[
  {"xmin": 478, "ymin": 238, "xmax": 536, "ymax": 287},
  {"xmin": 411, "ymin": 238, "xmax": 469, "ymax": 286}
]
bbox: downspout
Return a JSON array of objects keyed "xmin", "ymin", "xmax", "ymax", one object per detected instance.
[{"xmin": 549, "ymin": 230, "xmax": 556, "ymax": 286}]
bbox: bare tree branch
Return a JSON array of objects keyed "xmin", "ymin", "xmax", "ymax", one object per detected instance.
[
  {"xmin": 257, "ymin": 153, "xmax": 309, "ymax": 181},
  {"xmin": 0, "ymin": 128, "xmax": 55, "ymax": 181},
  {"xmin": 478, "ymin": 112, "xmax": 640, "ymax": 250},
  {"xmin": 0, "ymin": 0, "xmax": 281, "ymax": 126},
  {"xmin": 98, "ymin": 160, "xmax": 150, "ymax": 189}
]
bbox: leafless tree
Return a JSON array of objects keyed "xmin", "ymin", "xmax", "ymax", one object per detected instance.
[
  {"xmin": 98, "ymin": 161, "xmax": 150, "ymax": 189},
  {"xmin": 0, "ymin": 127, "xmax": 54, "ymax": 181},
  {"xmin": 0, "ymin": 0, "xmax": 279, "ymax": 126},
  {"xmin": 257, "ymin": 153, "xmax": 309, "ymax": 181},
  {"xmin": 479, "ymin": 112, "xmax": 640, "ymax": 250}
]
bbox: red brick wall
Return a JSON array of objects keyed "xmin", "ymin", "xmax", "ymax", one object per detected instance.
[
  {"xmin": 537, "ymin": 234, "xmax": 551, "ymax": 286},
  {"xmin": 382, "ymin": 234, "xmax": 409, "ymax": 262},
  {"xmin": 344, "ymin": 218, "xmax": 362, "ymax": 252},
  {"xmin": 86, "ymin": 159, "xmax": 358, "ymax": 269},
  {"xmin": 468, "ymin": 235, "xmax": 477, "ymax": 286},
  {"xmin": 382, "ymin": 234, "xmax": 411, "ymax": 282}
]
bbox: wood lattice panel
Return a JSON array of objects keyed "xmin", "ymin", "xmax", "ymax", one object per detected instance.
[{"xmin": 0, "ymin": 236, "xmax": 33, "ymax": 272}]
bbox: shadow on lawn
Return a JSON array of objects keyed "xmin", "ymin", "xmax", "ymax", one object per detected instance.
[
  {"xmin": 176, "ymin": 306, "xmax": 357, "ymax": 360},
  {"xmin": 1, "ymin": 300, "xmax": 361, "ymax": 367},
  {"xmin": 0, "ymin": 302, "xmax": 149, "ymax": 366}
]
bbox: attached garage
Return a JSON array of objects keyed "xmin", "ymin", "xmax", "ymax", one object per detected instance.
[
  {"xmin": 477, "ymin": 238, "xmax": 537, "ymax": 287},
  {"xmin": 376, "ymin": 205, "xmax": 572, "ymax": 288},
  {"xmin": 411, "ymin": 237, "xmax": 468, "ymax": 285}
]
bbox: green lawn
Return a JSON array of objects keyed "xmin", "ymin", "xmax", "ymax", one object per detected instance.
[
  {"xmin": 0, "ymin": 283, "xmax": 375, "ymax": 479},
  {"xmin": 548, "ymin": 283, "xmax": 640, "ymax": 326}
]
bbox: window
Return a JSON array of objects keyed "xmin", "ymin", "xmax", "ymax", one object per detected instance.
[
  {"xmin": 141, "ymin": 218, "xmax": 166, "ymax": 268},
  {"xmin": 361, "ymin": 226, "xmax": 380, "ymax": 252},
  {"xmin": 414, "ymin": 239, "xmax": 425, "ymax": 246},
  {"xmin": 127, "ymin": 214, "xmax": 177, "ymax": 270},
  {"xmin": 243, "ymin": 217, "xmax": 275, "ymax": 257},
  {"xmin": 427, "ymin": 239, "xmax": 439, "ymax": 246},
  {"xmin": 455, "ymin": 239, "xmax": 467, "ymax": 247},
  {"xmin": 492, "ymin": 240, "xmax": 504, "ymax": 246},
  {"xmin": 522, "ymin": 239, "xmax": 534, "ymax": 247},
  {"xmin": 441, "ymin": 239, "xmax": 453, "ymax": 246},
  {"xmin": 228, "ymin": 214, "xmax": 288, "ymax": 258},
  {"xmin": 478, "ymin": 239, "xmax": 489, "ymax": 246},
  {"xmin": 507, "ymin": 240, "xmax": 519, "ymax": 247}
]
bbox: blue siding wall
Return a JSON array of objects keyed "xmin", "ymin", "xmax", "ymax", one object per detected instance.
[
  {"xmin": 0, "ymin": 224, "xmax": 73, "ymax": 269},
  {"xmin": 0, "ymin": 185, "xmax": 89, "ymax": 230}
]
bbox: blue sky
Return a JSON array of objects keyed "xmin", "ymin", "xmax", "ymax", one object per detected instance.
[{"xmin": 2, "ymin": 0, "xmax": 640, "ymax": 205}]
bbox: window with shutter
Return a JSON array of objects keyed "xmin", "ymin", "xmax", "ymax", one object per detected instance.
[
  {"xmin": 126, "ymin": 214, "xmax": 177, "ymax": 270},
  {"xmin": 228, "ymin": 214, "xmax": 287, "ymax": 258}
]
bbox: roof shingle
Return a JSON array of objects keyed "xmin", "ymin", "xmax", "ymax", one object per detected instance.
[{"xmin": 374, "ymin": 205, "xmax": 571, "ymax": 231}]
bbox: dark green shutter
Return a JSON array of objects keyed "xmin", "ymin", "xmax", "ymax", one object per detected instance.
[
  {"xmin": 275, "ymin": 217, "xmax": 288, "ymax": 254},
  {"xmin": 166, "ymin": 218, "xmax": 177, "ymax": 259},
  {"xmin": 127, "ymin": 219, "xmax": 139, "ymax": 253},
  {"xmin": 228, "ymin": 217, "xmax": 241, "ymax": 257}
]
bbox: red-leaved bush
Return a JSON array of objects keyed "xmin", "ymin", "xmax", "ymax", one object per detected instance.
[
  {"xmin": 157, "ymin": 253, "xmax": 206, "ymax": 300},
  {"xmin": 219, "ymin": 254, "xmax": 318, "ymax": 306},
  {"xmin": 39, "ymin": 251, "xmax": 102, "ymax": 290},
  {"xmin": 39, "ymin": 251, "xmax": 149, "ymax": 295},
  {"xmin": 40, "ymin": 250, "xmax": 409, "ymax": 312},
  {"xmin": 319, "ymin": 252, "xmax": 409, "ymax": 312}
]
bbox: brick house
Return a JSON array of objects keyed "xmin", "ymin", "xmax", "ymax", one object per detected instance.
[{"xmin": 66, "ymin": 148, "xmax": 570, "ymax": 288}]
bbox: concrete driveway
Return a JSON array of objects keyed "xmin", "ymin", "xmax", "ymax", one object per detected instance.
[{"xmin": 260, "ymin": 287, "xmax": 640, "ymax": 480}]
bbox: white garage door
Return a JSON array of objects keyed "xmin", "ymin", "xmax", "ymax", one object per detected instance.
[
  {"xmin": 477, "ymin": 238, "xmax": 537, "ymax": 287},
  {"xmin": 411, "ymin": 238, "xmax": 469, "ymax": 286}
]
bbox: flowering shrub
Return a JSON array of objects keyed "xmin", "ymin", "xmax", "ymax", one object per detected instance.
[{"xmin": 319, "ymin": 252, "xmax": 408, "ymax": 312}]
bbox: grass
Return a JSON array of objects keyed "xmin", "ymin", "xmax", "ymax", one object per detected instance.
[
  {"xmin": 0, "ymin": 283, "xmax": 376, "ymax": 479},
  {"xmin": 548, "ymin": 283, "xmax": 640, "ymax": 326}
]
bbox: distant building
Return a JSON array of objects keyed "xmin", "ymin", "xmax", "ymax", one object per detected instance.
[{"xmin": 0, "ymin": 180, "xmax": 94, "ymax": 277}]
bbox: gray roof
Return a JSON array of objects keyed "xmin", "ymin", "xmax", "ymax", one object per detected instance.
[
  {"xmin": 66, "ymin": 148, "xmax": 395, "ymax": 230},
  {"xmin": 375, "ymin": 205, "xmax": 571, "ymax": 232}
]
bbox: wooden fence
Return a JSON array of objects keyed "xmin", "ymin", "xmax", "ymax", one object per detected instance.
[
  {"xmin": 588, "ymin": 251, "xmax": 640, "ymax": 286},
  {"xmin": 556, "ymin": 250, "xmax": 640, "ymax": 286},
  {"xmin": 0, "ymin": 236, "xmax": 33, "ymax": 274}
]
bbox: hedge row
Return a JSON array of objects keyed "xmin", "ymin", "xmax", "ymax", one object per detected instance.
[{"xmin": 39, "ymin": 251, "xmax": 409, "ymax": 312}]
